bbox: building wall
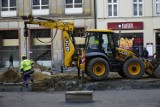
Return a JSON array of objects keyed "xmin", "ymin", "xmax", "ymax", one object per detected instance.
[
  {"xmin": 97, "ymin": 0, "xmax": 160, "ymax": 56},
  {"xmin": 0, "ymin": 0, "xmax": 94, "ymax": 68}
]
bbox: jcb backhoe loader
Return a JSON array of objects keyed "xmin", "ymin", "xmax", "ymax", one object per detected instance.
[{"xmin": 22, "ymin": 15, "xmax": 160, "ymax": 80}]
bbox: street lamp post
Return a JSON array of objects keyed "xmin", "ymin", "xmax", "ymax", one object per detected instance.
[
  {"xmin": 94, "ymin": 0, "xmax": 97, "ymax": 29},
  {"xmin": 24, "ymin": 23, "xmax": 28, "ymax": 57}
]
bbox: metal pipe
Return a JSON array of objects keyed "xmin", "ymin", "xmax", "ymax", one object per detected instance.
[{"xmin": 94, "ymin": 0, "xmax": 97, "ymax": 29}]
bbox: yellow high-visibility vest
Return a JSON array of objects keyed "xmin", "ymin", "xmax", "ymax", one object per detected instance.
[{"xmin": 20, "ymin": 59, "xmax": 32, "ymax": 72}]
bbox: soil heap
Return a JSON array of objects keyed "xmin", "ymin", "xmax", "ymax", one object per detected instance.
[{"xmin": 0, "ymin": 69, "xmax": 23, "ymax": 83}]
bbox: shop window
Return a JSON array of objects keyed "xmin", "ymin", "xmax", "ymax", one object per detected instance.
[
  {"xmin": 32, "ymin": 0, "xmax": 49, "ymax": 15},
  {"xmin": 73, "ymin": 28, "xmax": 85, "ymax": 49},
  {"xmin": 0, "ymin": 30, "xmax": 18, "ymax": 39},
  {"xmin": 30, "ymin": 29, "xmax": 51, "ymax": 62},
  {"xmin": 73, "ymin": 28, "xmax": 85, "ymax": 37},
  {"xmin": 65, "ymin": 0, "xmax": 83, "ymax": 14},
  {"xmin": 108, "ymin": 0, "xmax": 117, "ymax": 17},
  {"xmin": 156, "ymin": 33, "xmax": 160, "ymax": 53},
  {"xmin": 119, "ymin": 33, "xmax": 143, "ymax": 56},
  {"xmin": 1, "ymin": 0, "xmax": 17, "ymax": 17},
  {"xmin": 133, "ymin": 0, "xmax": 143, "ymax": 16},
  {"xmin": 0, "ymin": 30, "xmax": 19, "ymax": 68},
  {"xmin": 31, "ymin": 29, "xmax": 50, "ymax": 38},
  {"xmin": 31, "ymin": 45, "xmax": 51, "ymax": 61}
]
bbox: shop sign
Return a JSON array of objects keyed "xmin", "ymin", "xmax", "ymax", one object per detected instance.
[{"xmin": 108, "ymin": 22, "xmax": 143, "ymax": 30}]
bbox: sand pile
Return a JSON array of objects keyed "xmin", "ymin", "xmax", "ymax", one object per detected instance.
[{"xmin": 0, "ymin": 69, "xmax": 23, "ymax": 83}]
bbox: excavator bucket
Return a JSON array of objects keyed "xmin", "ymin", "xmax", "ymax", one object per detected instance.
[
  {"xmin": 143, "ymin": 58, "xmax": 154, "ymax": 76},
  {"xmin": 143, "ymin": 53, "xmax": 160, "ymax": 78},
  {"xmin": 152, "ymin": 64, "xmax": 160, "ymax": 78}
]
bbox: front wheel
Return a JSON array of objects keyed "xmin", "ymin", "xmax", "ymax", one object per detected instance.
[
  {"xmin": 87, "ymin": 57, "xmax": 109, "ymax": 80},
  {"xmin": 123, "ymin": 58, "xmax": 145, "ymax": 79}
]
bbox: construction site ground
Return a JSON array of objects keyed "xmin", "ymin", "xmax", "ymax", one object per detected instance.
[{"xmin": 0, "ymin": 67, "xmax": 160, "ymax": 92}]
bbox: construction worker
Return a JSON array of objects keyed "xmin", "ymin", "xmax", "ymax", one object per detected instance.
[
  {"xmin": 90, "ymin": 37, "xmax": 99, "ymax": 49},
  {"xmin": 20, "ymin": 55, "xmax": 34, "ymax": 90},
  {"xmin": 142, "ymin": 47, "xmax": 149, "ymax": 59},
  {"xmin": 9, "ymin": 54, "xmax": 13, "ymax": 68}
]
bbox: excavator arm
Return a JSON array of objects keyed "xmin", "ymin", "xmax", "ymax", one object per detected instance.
[{"xmin": 22, "ymin": 15, "xmax": 76, "ymax": 67}]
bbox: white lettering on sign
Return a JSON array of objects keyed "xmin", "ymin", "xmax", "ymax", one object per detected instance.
[
  {"xmin": 65, "ymin": 39, "xmax": 70, "ymax": 51},
  {"xmin": 122, "ymin": 23, "xmax": 134, "ymax": 29}
]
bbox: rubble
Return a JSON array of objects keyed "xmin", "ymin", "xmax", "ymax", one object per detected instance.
[
  {"xmin": 32, "ymin": 61, "xmax": 48, "ymax": 71},
  {"xmin": 0, "ymin": 67, "xmax": 160, "ymax": 92}
]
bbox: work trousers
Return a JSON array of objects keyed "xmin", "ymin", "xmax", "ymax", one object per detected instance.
[{"xmin": 23, "ymin": 70, "xmax": 33, "ymax": 87}]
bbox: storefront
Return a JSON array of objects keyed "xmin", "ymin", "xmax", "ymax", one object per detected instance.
[
  {"xmin": 156, "ymin": 32, "xmax": 160, "ymax": 53},
  {"xmin": 108, "ymin": 22, "xmax": 144, "ymax": 56},
  {"xmin": 0, "ymin": 29, "xmax": 20, "ymax": 68}
]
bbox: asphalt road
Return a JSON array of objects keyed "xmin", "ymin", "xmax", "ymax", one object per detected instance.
[{"xmin": 0, "ymin": 89, "xmax": 160, "ymax": 107}]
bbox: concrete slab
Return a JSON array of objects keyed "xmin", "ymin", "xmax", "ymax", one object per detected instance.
[{"xmin": 65, "ymin": 91, "xmax": 93, "ymax": 103}]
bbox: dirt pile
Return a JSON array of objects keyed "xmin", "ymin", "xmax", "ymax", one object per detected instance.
[
  {"xmin": 31, "ymin": 72, "xmax": 51, "ymax": 81},
  {"xmin": 51, "ymin": 73, "xmax": 78, "ymax": 81},
  {"xmin": 0, "ymin": 69, "xmax": 23, "ymax": 83},
  {"xmin": 0, "ymin": 69, "xmax": 51, "ymax": 83},
  {"xmin": 30, "ymin": 72, "xmax": 52, "ymax": 91}
]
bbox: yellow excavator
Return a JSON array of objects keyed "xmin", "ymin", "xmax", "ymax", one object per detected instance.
[{"xmin": 22, "ymin": 15, "xmax": 160, "ymax": 80}]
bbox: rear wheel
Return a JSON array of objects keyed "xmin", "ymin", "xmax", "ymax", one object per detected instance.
[
  {"xmin": 87, "ymin": 57, "xmax": 109, "ymax": 80},
  {"xmin": 123, "ymin": 58, "xmax": 145, "ymax": 79}
]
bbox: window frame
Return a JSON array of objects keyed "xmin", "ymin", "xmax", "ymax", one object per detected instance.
[
  {"xmin": 133, "ymin": 0, "xmax": 143, "ymax": 17},
  {"xmin": 32, "ymin": 0, "xmax": 49, "ymax": 15},
  {"xmin": 65, "ymin": 0, "xmax": 83, "ymax": 14},
  {"xmin": 108, "ymin": 0, "xmax": 118, "ymax": 17},
  {"xmin": 1, "ymin": 0, "xmax": 17, "ymax": 17},
  {"xmin": 156, "ymin": 0, "xmax": 160, "ymax": 15}
]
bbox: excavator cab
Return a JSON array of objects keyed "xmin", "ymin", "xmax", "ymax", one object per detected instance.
[{"xmin": 85, "ymin": 29, "xmax": 117, "ymax": 58}]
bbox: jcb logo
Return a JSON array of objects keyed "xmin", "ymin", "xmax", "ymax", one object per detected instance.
[
  {"xmin": 65, "ymin": 39, "xmax": 70, "ymax": 51},
  {"xmin": 119, "ymin": 51, "xmax": 128, "ymax": 56}
]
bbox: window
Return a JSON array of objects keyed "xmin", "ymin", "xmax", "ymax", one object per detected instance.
[
  {"xmin": 156, "ymin": 0, "xmax": 160, "ymax": 15},
  {"xmin": 1, "ymin": 0, "xmax": 16, "ymax": 17},
  {"xmin": 32, "ymin": 0, "xmax": 49, "ymax": 15},
  {"xmin": 133, "ymin": 0, "xmax": 143, "ymax": 16},
  {"xmin": 0, "ymin": 30, "xmax": 19, "ymax": 67},
  {"xmin": 73, "ymin": 28, "xmax": 85, "ymax": 37},
  {"xmin": 30, "ymin": 29, "xmax": 51, "ymax": 61},
  {"xmin": 65, "ymin": 0, "xmax": 83, "ymax": 14},
  {"xmin": 108, "ymin": 0, "xmax": 117, "ymax": 17},
  {"xmin": 0, "ymin": 30, "xmax": 18, "ymax": 39},
  {"xmin": 31, "ymin": 29, "xmax": 50, "ymax": 38}
]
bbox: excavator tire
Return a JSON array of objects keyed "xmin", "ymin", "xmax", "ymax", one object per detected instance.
[
  {"xmin": 87, "ymin": 57, "xmax": 109, "ymax": 80},
  {"xmin": 152, "ymin": 64, "xmax": 160, "ymax": 78},
  {"xmin": 123, "ymin": 58, "xmax": 145, "ymax": 79}
]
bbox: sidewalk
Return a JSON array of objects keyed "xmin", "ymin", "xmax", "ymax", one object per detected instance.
[{"xmin": 0, "ymin": 89, "xmax": 160, "ymax": 107}]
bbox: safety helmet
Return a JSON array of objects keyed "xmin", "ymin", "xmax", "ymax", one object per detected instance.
[{"xmin": 22, "ymin": 55, "xmax": 27, "ymax": 60}]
